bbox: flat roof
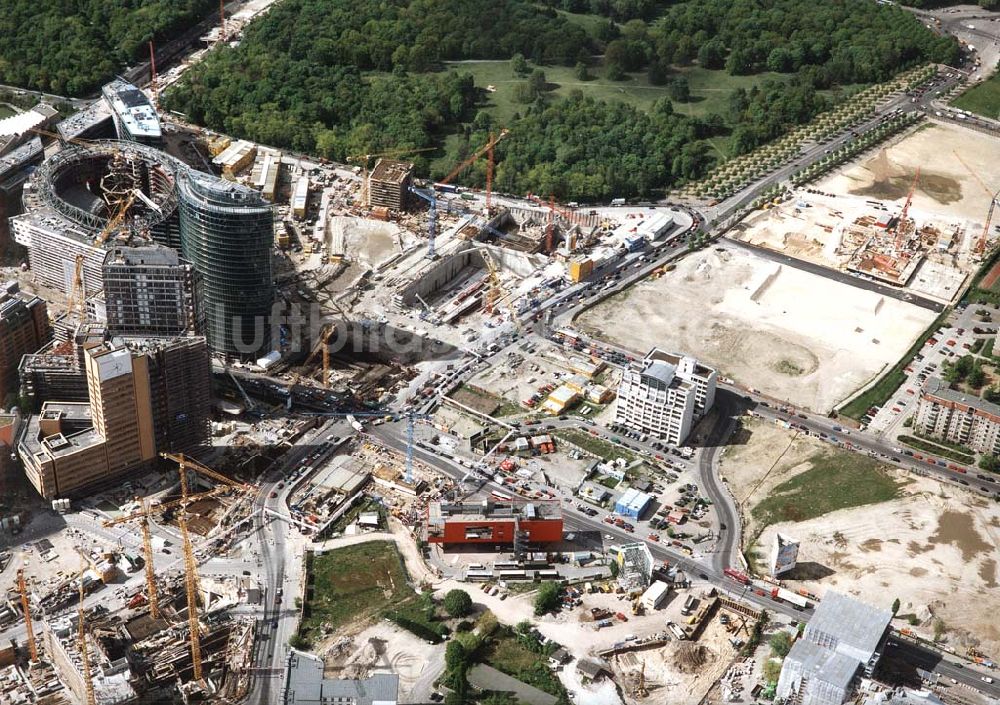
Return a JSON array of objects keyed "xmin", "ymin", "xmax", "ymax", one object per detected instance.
[
  {"xmin": 806, "ymin": 590, "xmax": 892, "ymax": 657},
  {"xmin": 428, "ymin": 499, "xmax": 562, "ymax": 523},
  {"xmin": 924, "ymin": 376, "xmax": 1000, "ymax": 421},
  {"xmin": 370, "ymin": 158, "xmax": 412, "ymax": 184}
]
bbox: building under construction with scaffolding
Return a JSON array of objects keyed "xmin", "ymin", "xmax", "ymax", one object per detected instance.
[
  {"xmin": 425, "ymin": 498, "xmax": 562, "ymax": 546},
  {"xmin": 367, "ymin": 159, "xmax": 412, "ymax": 211},
  {"xmin": 11, "ymin": 141, "xmax": 180, "ymax": 298}
]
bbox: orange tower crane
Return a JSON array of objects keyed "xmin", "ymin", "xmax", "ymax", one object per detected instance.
[
  {"xmin": 895, "ymin": 166, "xmax": 921, "ymax": 251},
  {"xmin": 439, "ymin": 129, "xmax": 510, "ymax": 211},
  {"xmin": 102, "ymin": 487, "xmax": 232, "ymax": 621},
  {"xmin": 17, "ymin": 569, "xmax": 38, "ymax": 663},
  {"xmin": 977, "ymin": 191, "xmax": 1000, "ymax": 255}
]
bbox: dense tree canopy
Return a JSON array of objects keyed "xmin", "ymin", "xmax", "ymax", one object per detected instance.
[
  {"xmin": 0, "ymin": 1, "xmax": 214, "ymax": 95},
  {"xmin": 164, "ymin": 0, "xmax": 959, "ymax": 201}
]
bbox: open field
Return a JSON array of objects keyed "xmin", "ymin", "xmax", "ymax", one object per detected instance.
[
  {"xmin": 815, "ymin": 122, "xmax": 1000, "ymax": 225},
  {"xmin": 719, "ymin": 418, "xmax": 900, "ymax": 546},
  {"xmin": 440, "ymin": 60, "xmax": 780, "ymax": 125},
  {"xmin": 300, "ymin": 541, "xmax": 417, "ymax": 640},
  {"xmin": 953, "ymin": 72, "xmax": 1000, "ymax": 120},
  {"xmin": 577, "ymin": 246, "xmax": 937, "ymax": 412},
  {"xmin": 758, "ymin": 472, "xmax": 1000, "ymax": 657}
]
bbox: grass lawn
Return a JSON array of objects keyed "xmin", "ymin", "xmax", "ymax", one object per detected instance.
[
  {"xmin": 555, "ymin": 428, "xmax": 636, "ymax": 463},
  {"xmin": 483, "ymin": 631, "xmax": 566, "ymax": 699},
  {"xmin": 300, "ymin": 541, "xmax": 418, "ymax": 640},
  {"xmin": 0, "ymin": 105, "xmax": 15, "ymax": 120},
  {"xmin": 441, "ymin": 59, "xmax": 780, "ymax": 126},
  {"xmin": 750, "ymin": 452, "xmax": 901, "ymax": 536},
  {"xmin": 897, "ymin": 434, "xmax": 975, "ymax": 465},
  {"xmin": 953, "ymin": 73, "xmax": 1000, "ymax": 120}
]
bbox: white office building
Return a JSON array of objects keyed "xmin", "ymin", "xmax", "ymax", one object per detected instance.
[{"xmin": 613, "ymin": 349, "xmax": 717, "ymax": 445}]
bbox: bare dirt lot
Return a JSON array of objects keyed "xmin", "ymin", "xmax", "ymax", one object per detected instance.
[
  {"xmin": 577, "ymin": 246, "xmax": 936, "ymax": 412},
  {"xmin": 817, "ymin": 122, "xmax": 1000, "ymax": 225},
  {"xmin": 758, "ymin": 472, "xmax": 1000, "ymax": 658}
]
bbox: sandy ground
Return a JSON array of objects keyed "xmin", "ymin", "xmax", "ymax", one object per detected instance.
[
  {"xmin": 330, "ymin": 216, "xmax": 413, "ymax": 269},
  {"xmin": 733, "ymin": 192, "xmax": 974, "ymax": 303},
  {"xmin": 817, "ymin": 123, "xmax": 1000, "ymax": 226},
  {"xmin": 758, "ymin": 472, "xmax": 1000, "ymax": 657},
  {"xmin": 577, "ymin": 246, "xmax": 936, "ymax": 412}
]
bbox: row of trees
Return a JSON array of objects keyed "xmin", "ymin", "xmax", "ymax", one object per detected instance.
[{"xmin": 0, "ymin": 0, "xmax": 214, "ymax": 96}]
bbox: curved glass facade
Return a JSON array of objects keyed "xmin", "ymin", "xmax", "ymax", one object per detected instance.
[{"xmin": 178, "ymin": 174, "xmax": 273, "ymax": 358}]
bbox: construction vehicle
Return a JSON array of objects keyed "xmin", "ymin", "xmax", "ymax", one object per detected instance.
[
  {"xmin": 17, "ymin": 569, "xmax": 39, "ymax": 663},
  {"xmin": 633, "ymin": 661, "xmax": 648, "ymax": 698},
  {"xmin": 977, "ymin": 189, "xmax": 1000, "ymax": 255}
]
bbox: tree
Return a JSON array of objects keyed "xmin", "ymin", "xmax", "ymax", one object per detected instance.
[
  {"xmin": 698, "ymin": 40, "xmax": 726, "ymax": 70},
  {"xmin": 513, "ymin": 82, "xmax": 537, "ymax": 103},
  {"xmin": 443, "ymin": 589, "xmax": 473, "ymax": 618},
  {"xmin": 892, "ymin": 598, "xmax": 901, "ymax": 616},
  {"xmin": 647, "ymin": 61, "xmax": 668, "ymax": 86},
  {"xmin": 534, "ymin": 582, "xmax": 561, "ymax": 615},
  {"xmin": 575, "ymin": 61, "xmax": 592, "ymax": 81},
  {"xmin": 606, "ymin": 62, "xmax": 626, "ymax": 81},
  {"xmin": 770, "ymin": 631, "xmax": 793, "ymax": 658},
  {"xmin": 668, "ymin": 76, "xmax": 691, "ymax": 102},
  {"xmin": 968, "ymin": 365, "xmax": 986, "ymax": 389},
  {"xmin": 529, "ymin": 69, "xmax": 548, "ymax": 93},
  {"xmin": 512, "ymin": 53, "xmax": 529, "ymax": 76},
  {"xmin": 980, "ymin": 454, "xmax": 1000, "ymax": 473}
]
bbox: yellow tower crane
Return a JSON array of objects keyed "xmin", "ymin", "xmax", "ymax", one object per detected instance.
[
  {"xmin": 16, "ymin": 569, "xmax": 38, "ymax": 663},
  {"xmin": 78, "ymin": 563, "xmax": 97, "ymax": 705},
  {"xmin": 102, "ymin": 487, "xmax": 233, "ymax": 621},
  {"xmin": 159, "ymin": 453, "xmax": 255, "ymax": 682}
]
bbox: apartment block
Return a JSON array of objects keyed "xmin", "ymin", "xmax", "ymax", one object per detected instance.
[
  {"xmin": 0, "ymin": 281, "xmax": 51, "ymax": 404},
  {"xmin": 613, "ymin": 349, "xmax": 717, "ymax": 446},
  {"xmin": 914, "ymin": 377, "xmax": 1000, "ymax": 455}
]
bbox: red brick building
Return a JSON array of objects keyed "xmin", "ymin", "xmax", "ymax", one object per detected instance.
[{"xmin": 426, "ymin": 499, "xmax": 563, "ymax": 545}]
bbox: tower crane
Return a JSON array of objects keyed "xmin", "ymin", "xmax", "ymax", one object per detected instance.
[
  {"xmin": 347, "ymin": 147, "xmax": 436, "ymax": 209},
  {"xmin": 159, "ymin": 453, "xmax": 255, "ymax": 683},
  {"xmin": 94, "ymin": 190, "xmax": 138, "ymax": 248},
  {"xmin": 314, "ymin": 411, "xmax": 430, "ymax": 483},
  {"xmin": 102, "ymin": 486, "xmax": 235, "ymax": 621},
  {"xmin": 895, "ymin": 167, "xmax": 920, "ymax": 251},
  {"xmin": 977, "ymin": 192, "xmax": 1000, "ymax": 256},
  {"xmin": 77, "ymin": 562, "xmax": 97, "ymax": 705},
  {"xmin": 409, "ymin": 129, "xmax": 510, "ymax": 260},
  {"xmin": 16, "ymin": 569, "xmax": 38, "ymax": 663}
]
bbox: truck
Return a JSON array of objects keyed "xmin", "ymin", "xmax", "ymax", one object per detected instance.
[
  {"xmin": 346, "ymin": 415, "xmax": 365, "ymax": 433},
  {"xmin": 666, "ymin": 621, "xmax": 687, "ymax": 640},
  {"xmin": 681, "ymin": 594, "xmax": 697, "ymax": 616},
  {"xmin": 724, "ymin": 567, "xmax": 751, "ymax": 585},
  {"xmin": 776, "ymin": 587, "xmax": 810, "ymax": 610}
]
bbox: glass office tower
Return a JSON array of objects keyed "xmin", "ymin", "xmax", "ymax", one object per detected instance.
[{"xmin": 178, "ymin": 173, "xmax": 274, "ymax": 358}]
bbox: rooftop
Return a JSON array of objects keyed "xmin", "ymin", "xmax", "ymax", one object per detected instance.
[
  {"xmin": 370, "ymin": 159, "xmax": 412, "ymax": 184},
  {"xmin": 282, "ymin": 649, "xmax": 398, "ymax": 705},
  {"xmin": 102, "ymin": 79, "xmax": 161, "ymax": 141},
  {"xmin": 924, "ymin": 376, "xmax": 1000, "ymax": 418},
  {"xmin": 806, "ymin": 590, "xmax": 892, "ymax": 657},
  {"xmin": 428, "ymin": 499, "xmax": 562, "ymax": 523}
]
